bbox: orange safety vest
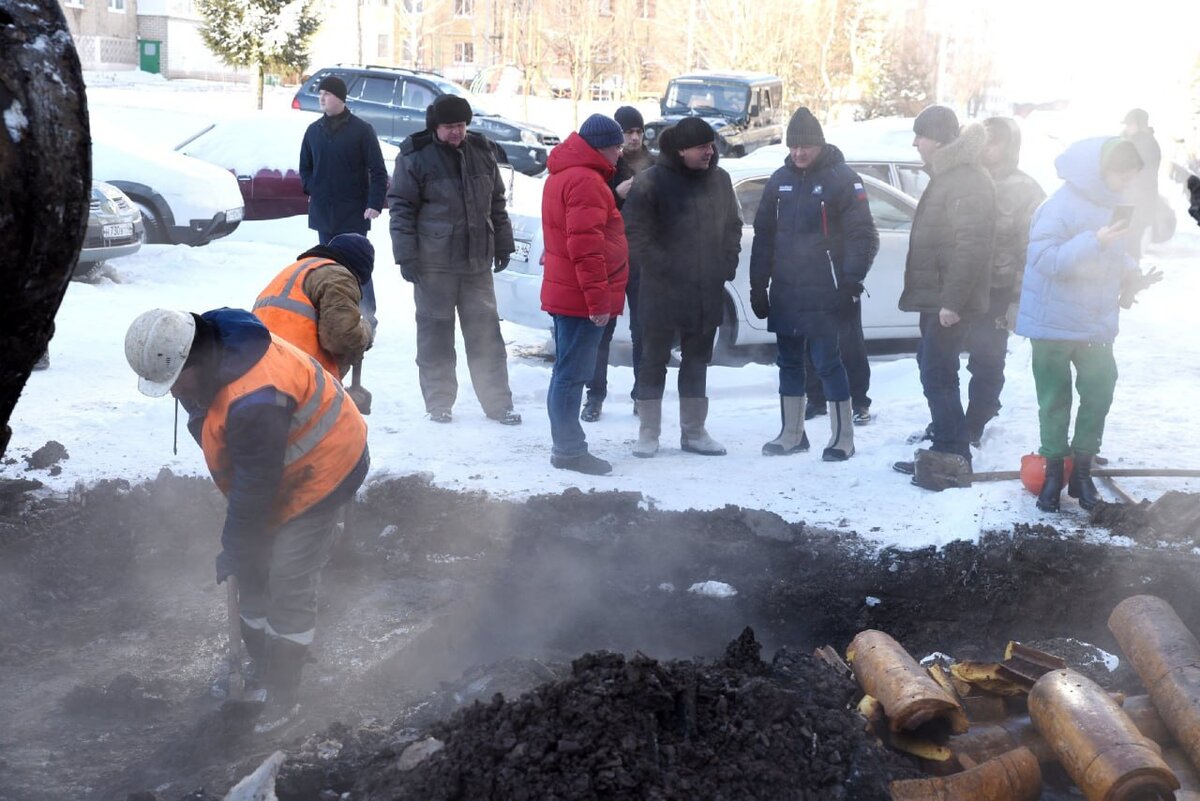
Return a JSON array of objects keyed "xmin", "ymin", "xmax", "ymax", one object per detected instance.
[
  {"xmin": 253, "ymin": 257, "xmax": 340, "ymax": 376},
  {"xmin": 201, "ymin": 334, "xmax": 367, "ymax": 527}
]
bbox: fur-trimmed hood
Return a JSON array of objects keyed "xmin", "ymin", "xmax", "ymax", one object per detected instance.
[{"xmin": 931, "ymin": 122, "xmax": 987, "ymax": 176}]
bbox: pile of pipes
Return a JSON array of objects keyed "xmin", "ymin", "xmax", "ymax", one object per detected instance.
[{"xmin": 822, "ymin": 595, "xmax": 1200, "ymax": 801}]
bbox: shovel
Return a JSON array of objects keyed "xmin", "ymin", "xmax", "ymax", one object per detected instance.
[
  {"xmin": 346, "ymin": 358, "xmax": 372, "ymax": 415},
  {"xmin": 225, "ymin": 576, "xmax": 244, "ymax": 700}
]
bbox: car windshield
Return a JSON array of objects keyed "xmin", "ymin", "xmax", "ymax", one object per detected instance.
[
  {"xmin": 432, "ymin": 78, "xmax": 495, "ymax": 117},
  {"xmin": 663, "ymin": 81, "xmax": 748, "ymax": 117}
]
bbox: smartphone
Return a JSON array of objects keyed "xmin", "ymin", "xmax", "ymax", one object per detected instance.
[{"xmin": 1109, "ymin": 205, "xmax": 1135, "ymax": 227}]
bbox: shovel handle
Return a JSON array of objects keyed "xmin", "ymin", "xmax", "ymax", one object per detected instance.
[{"xmin": 226, "ymin": 576, "xmax": 244, "ymax": 698}]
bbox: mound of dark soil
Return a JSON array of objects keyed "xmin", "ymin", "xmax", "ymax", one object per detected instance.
[
  {"xmin": 1092, "ymin": 492, "xmax": 1200, "ymax": 545},
  {"xmin": 280, "ymin": 629, "xmax": 919, "ymax": 801}
]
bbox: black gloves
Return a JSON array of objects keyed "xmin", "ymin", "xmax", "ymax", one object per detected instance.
[
  {"xmin": 399, "ymin": 263, "xmax": 420, "ymax": 284},
  {"xmin": 493, "ymin": 253, "xmax": 511, "ymax": 273},
  {"xmin": 215, "ymin": 549, "xmax": 235, "ymax": 585},
  {"xmin": 837, "ymin": 282, "xmax": 864, "ymax": 316},
  {"xmin": 750, "ymin": 286, "xmax": 770, "ymax": 320}
]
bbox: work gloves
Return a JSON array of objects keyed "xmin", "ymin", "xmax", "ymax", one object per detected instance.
[
  {"xmin": 215, "ymin": 550, "xmax": 235, "ymax": 585},
  {"xmin": 750, "ymin": 286, "xmax": 770, "ymax": 320},
  {"xmin": 399, "ymin": 263, "xmax": 420, "ymax": 285},
  {"xmin": 836, "ymin": 282, "xmax": 865, "ymax": 317},
  {"xmin": 1120, "ymin": 266, "xmax": 1164, "ymax": 309},
  {"xmin": 493, "ymin": 253, "xmax": 511, "ymax": 273}
]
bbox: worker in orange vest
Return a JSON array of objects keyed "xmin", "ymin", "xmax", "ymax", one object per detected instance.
[
  {"xmin": 124, "ymin": 307, "xmax": 369, "ymax": 733},
  {"xmin": 253, "ymin": 233, "xmax": 374, "ymax": 410}
]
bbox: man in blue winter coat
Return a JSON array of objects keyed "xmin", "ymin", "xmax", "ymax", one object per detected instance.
[
  {"xmin": 749, "ymin": 108, "xmax": 879, "ymax": 461},
  {"xmin": 299, "ymin": 76, "xmax": 389, "ymax": 330}
]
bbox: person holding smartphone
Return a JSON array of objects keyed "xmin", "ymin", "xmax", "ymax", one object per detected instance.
[{"xmin": 1014, "ymin": 137, "xmax": 1162, "ymax": 513}]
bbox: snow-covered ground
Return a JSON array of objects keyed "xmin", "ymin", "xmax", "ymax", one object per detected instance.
[{"xmin": 5, "ymin": 74, "xmax": 1200, "ymax": 551}]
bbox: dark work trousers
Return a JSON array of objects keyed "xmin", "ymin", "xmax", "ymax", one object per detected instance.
[
  {"xmin": 964, "ymin": 289, "xmax": 1011, "ymax": 433},
  {"xmin": 414, "ymin": 270, "xmax": 514, "ymax": 416},
  {"xmin": 318, "ymin": 229, "xmax": 377, "ymax": 336},
  {"xmin": 637, "ymin": 326, "xmax": 717, "ymax": 400},
  {"xmin": 237, "ymin": 503, "xmax": 341, "ymax": 646},
  {"xmin": 586, "ymin": 267, "xmax": 642, "ymax": 403},
  {"xmin": 917, "ymin": 312, "xmax": 971, "ymax": 459},
  {"xmin": 777, "ymin": 330, "xmax": 849, "ymax": 400},
  {"xmin": 805, "ymin": 300, "xmax": 871, "ymax": 408}
]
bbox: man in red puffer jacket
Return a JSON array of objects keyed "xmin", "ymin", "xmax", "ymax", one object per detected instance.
[{"xmin": 541, "ymin": 114, "xmax": 630, "ymax": 475}]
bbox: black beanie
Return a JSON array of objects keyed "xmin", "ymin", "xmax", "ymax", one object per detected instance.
[
  {"xmin": 786, "ymin": 107, "xmax": 824, "ymax": 147},
  {"xmin": 427, "ymin": 95, "xmax": 473, "ymax": 129},
  {"xmin": 668, "ymin": 117, "xmax": 716, "ymax": 151},
  {"xmin": 913, "ymin": 105, "xmax": 960, "ymax": 145},
  {"xmin": 317, "ymin": 76, "xmax": 347, "ymax": 103},
  {"xmin": 614, "ymin": 106, "xmax": 644, "ymax": 131}
]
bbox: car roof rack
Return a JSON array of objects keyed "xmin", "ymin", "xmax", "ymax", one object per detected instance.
[{"xmin": 330, "ymin": 62, "xmax": 446, "ymax": 79}]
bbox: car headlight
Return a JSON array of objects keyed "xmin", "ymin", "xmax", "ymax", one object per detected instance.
[
  {"xmin": 645, "ymin": 128, "xmax": 657, "ymax": 140},
  {"xmin": 520, "ymin": 129, "xmax": 539, "ymax": 146}
]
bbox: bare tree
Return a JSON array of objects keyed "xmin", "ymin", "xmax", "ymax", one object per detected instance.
[
  {"xmin": 393, "ymin": 0, "xmax": 452, "ymax": 71},
  {"xmin": 540, "ymin": 0, "xmax": 615, "ymax": 126}
]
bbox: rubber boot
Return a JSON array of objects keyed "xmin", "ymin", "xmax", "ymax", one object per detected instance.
[
  {"xmin": 679, "ymin": 397, "xmax": 726, "ymax": 456},
  {"xmin": 254, "ymin": 636, "xmax": 308, "ymax": 734},
  {"xmin": 822, "ymin": 400, "xmax": 855, "ymax": 461},
  {"xmin": 632, "ymin": 398, "xmax": 662, "ymax": 458},
  {"xmin": 1036, "ymin": 457, "xmax": 1065, "ymax": 512},
  {"xmin": 240, "ymin": 621, "xmax": 267, "ymax": 692},
  {"xmin": 762, "ymin": 396, "xmax": 809, "ymax": 456},
  {"xmin": 1068, "ymin": 451, "xmax": 1101, "ymax": 511}
]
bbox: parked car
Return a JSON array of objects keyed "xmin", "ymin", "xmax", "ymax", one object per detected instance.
[
  {"xmin": 92, "ymin": 136, "xmax": 245, "ymax": 246},
  {"xmin": 174, "ymin": 112, "xmax": 400, "ymax": 221},
  {"xmin": 292, "ymin": 65, "xmax": 561, "ymax": 176},
  {"xmin": 76, "ymin": 180, "xmax": 144, "ymax": 273},
  {"xmin": 643, "ymin": 71, "xmax": 784, "ymax": 158},
  {"xmin": 493, "ymin": 160, "xmax": 920, "ymax": 361}
]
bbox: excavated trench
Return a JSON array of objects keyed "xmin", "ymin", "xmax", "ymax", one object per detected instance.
[{"xmin": 2, "ymin": 466, "xmax": 1200, "ymax": 800}]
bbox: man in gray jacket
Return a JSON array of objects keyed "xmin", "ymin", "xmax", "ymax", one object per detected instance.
[
  {"xmin": 388, "ymin": 95, "xmax": 520, "ymax": 425},
  {"xmin": 893, "ymin": 105, "xmax": 995, "ymax": 487}
]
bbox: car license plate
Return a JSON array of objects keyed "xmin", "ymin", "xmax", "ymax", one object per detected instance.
[
  {"xmin": 226, "ymin": 207, "xmax": 244, "ymax": 223},
  {"xmin": 512, "ymin": 240, "xmax": 531, "ymax": 262},
  {"xmin": 103, "ymin": 223, "xmax": 133, "ymax": 238}
]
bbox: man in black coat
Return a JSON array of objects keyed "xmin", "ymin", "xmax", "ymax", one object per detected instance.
[
  {"xmin": 623, "ymin": 117, "xmax": 741, "ymax": 458},
  {"xmin": 298, "ymin": 76, "xmax": 388, "ymax": 334},
  {"xmin": 894, "ymin": 105, "xmax": 996, "ymax": 486},
  {"xmin": 387, "ymin": 95, "xmax": 520, "ymax": 426},
  {"xmin": 1121, "ymin": 108, "xmax": 1162, "ymax": 260},
  {"xmin": 581, "ymin": 105, "xmax": 656, "ymax": 423},
  {"xmin": 749, "ymin": 108, "xmax": 879, "ymax": 461}
]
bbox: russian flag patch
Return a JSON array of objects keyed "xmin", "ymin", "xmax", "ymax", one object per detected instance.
[{"xmin": 853, "ymin": 181, "xmax": 867, "ymax": 201}]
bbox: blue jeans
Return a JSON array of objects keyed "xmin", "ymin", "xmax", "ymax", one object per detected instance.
[
  {"xmin": 918, "ymin": 312, "xmax": 970, "ymax": 458},
  {"xmin": 964, "ymin": 289, "xmax": 1010, "ymax": 430},
  {"xmin": 548, "ymin": 314, "xmax": 606, "ymax": 458},
  {"xmin": 778, "ymin": 330, "xmax": 849, "ymax": 400}
]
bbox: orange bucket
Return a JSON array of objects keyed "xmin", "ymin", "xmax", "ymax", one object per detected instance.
[{"xmin": 1020, "ymin": 453, "xmax": 1075, "ymax": 495}]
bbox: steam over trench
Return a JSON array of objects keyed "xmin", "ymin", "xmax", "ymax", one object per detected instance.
[{"xmin": 1, "ymin": 472, "xmax": 1198, "ymax": 799}]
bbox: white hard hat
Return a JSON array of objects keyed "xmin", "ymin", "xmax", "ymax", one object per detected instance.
[{"xmin": 125, "ymin": 309, "xmax": 197, "ymax": 397}]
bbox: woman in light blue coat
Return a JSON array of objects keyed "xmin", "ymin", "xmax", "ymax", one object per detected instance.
[{"xmin": 1015, "ymin": 136, "xmax": 1159, "ymax": 513}]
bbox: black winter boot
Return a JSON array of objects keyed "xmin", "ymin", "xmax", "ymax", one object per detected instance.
[
  {"xmin": 1036, "ymin": 458, "xmax": 1065, "ymax": 512},
  {"xmin": 239, "ymin": 621, "xmax": 267, "ymax": 691},
  {"xmin": 254, "ymin": 636, "xmax": 309, "ymax": 734},
  {"xmin": 1067, "ymin": 452, "xmax": 1101, "ymax": 511}
]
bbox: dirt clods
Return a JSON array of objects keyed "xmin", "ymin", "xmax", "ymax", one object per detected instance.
[
  {"xmin": 23, "ymin": 440, "xmax": 67, "ymax": 472},
  {"xmin": 1092, "ymin": 492, "xmax": 1200, "ymax": 545}
]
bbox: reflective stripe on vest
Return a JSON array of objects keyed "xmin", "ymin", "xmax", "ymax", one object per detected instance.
[
  {"xmin": 202, "ymin": 335, "xmax": 367, "ymax": 526},
  {"xmin": 253, "ymin": 258, "xmax": 339, "ymax": 375}
]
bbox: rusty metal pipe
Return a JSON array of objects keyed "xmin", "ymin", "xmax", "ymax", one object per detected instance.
[
  {"xmin": 846, "ymin": 629, "xmax": 968, "ymax": 736},
  {"xmin": 1029, "ymin": 668, "xmax": 1178, "ymax": 801},
  {"xmin": 890, "ymin": 746, "xmax": 1042, "ymax": 801},
  {"xmin": 1109, "ymin": 595, "xmax": 1200, "ymax": 776}
]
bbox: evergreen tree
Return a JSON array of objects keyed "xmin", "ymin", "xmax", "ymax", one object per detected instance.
[
  {"xmin": 857, "ymin": 27, "xmax": 936, "ymax": 120},
  {"xmin": 197, "ymin": 0, "xmax": 321, "ymax": 109}
]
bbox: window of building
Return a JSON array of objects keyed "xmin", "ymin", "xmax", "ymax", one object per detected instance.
[
  {"xmin": 454, "ymin": 42, "xmax": 475, "ymax": 64},
  {"xmin": 454, "ymin": 0, "xmax": 473, "ymax": 16},
  {"xmin": 403, "ymin": 0, "xmax": 423, "ymax": 12},
  {"xmin": 108, "ymin": 0, "xmax": 125, "ymax": 11},
  {"xmin": 64, "ymin": 0, "xmax": 85, "ymax": 8},
  {"xmin": 597, "ymin": 0, "xmax": 612, "ymax": 15},
  {"xmin": 639, "ymin": 0, "xmax": 654, "ymax": 18},
  {"xmin": 377, "ymin": 34, "xmax": 390, "ymax": 59}
]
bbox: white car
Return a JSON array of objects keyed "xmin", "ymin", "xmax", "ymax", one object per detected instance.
[
  {"xmin": 493, "ymin": 160, "xmax": 921, "ymax": 358},
  {"xmin": 92, "ymin": 136, "xmax": 246, "ymax": 246}
]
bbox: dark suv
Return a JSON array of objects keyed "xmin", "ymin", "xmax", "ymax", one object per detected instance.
[
  {"xmin": 293, "ymin": 65, "xmax": 561, "ymax": 175},
  {"xmin": 644, "ymin": 71, "xmax": 784, "ymax": 158}
]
